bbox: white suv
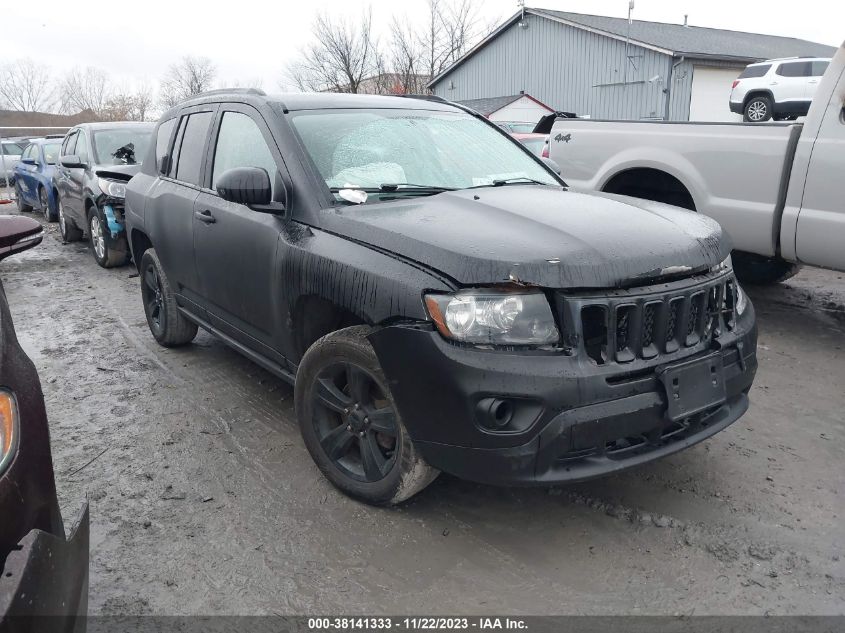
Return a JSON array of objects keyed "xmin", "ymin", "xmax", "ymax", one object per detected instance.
[{"xmin": 729, "ymin": 57, "xmax": 831, "ymax": 122}]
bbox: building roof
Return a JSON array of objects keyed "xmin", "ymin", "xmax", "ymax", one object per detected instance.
[
  {"xmin": 532, "ymin": 9, "xmax": 837, "ymax": 61},
  {"xmin": 455, "ymin": 93, "xmax": 554, "ymax": 117},
  {"xmin": 429, "ymin": 8, "xmax": 838, "ymax": 87},
  {"xmin": 0, "ymin": 108, "xmax": 99, "ymax": 138}
]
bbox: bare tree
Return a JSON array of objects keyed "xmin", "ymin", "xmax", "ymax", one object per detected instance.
[
  {"xmin": 421, "ymin": 0, "xmax": 490, "ymax": 80},
  {"xmin": 218, "ymin": 77, "xmax": 264, "ymax": 91},
  {"xmin": 286, "ymin": 10, "xmax": 378, "ymax": 93},
  {"xmin": 60, "ymin": 67, "xmax": 109, "ymax": 115},
  {"xmin": 0, "ymin": 59, "xmax": 55, "ymax": 112},
  {"xmin": 159, "ymin": 56, "xmax": 216, "ymax": 109},
  {"xmin": 386, "ymin": 18, "xmax": 428, "ymax": 94},
  {"xmin": 100, "ymin": 85, "xmax": 155, "ymax": 122}
]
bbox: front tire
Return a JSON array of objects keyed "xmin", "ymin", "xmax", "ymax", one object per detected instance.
[
  {"xmin": 87, "ymin": 206, "xmax": 128, "ymax": 268},
  {"xmin": 58, "ymin": 195, "xmax": 83, "ymax": 242},
  {"xmin": 744, "ymin": 96, "xmax": 773, "ymax": 122},
  {"xmin": 139, "ymin": 248, "xmax": 198, "ymax": 347},
  {"xmin": 295, "ymin": 326, "xmax": 438, "ymax": 505},
  {"xmin": 733, "ymin": 251, "xmax": 800, "ymax": 285}
]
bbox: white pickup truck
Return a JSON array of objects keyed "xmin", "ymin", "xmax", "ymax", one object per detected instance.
[{"xmin": 548, "ymin": 41, "xmax": 845, "ymax": 284}]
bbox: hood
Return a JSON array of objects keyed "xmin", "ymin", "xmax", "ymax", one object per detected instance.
[
  {"xmin": 319, "ymin": 187, "xmax": 730, "ymax": 289},
  {"xmin": 94, "ymin": 162, "xmax": 142, "ymax": 181}
]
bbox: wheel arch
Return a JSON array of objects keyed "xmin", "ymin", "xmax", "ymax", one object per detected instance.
[
  {"xmin": 129, "ymin": 229, "xmax": 153, "ymax": 272},
  {"xmin": 601, "ymin": 166, "xmax": 697, "ymax": 211},
  {"xmin": 743, "ymin": 89, "xmax": 775, "ymax": 108}
]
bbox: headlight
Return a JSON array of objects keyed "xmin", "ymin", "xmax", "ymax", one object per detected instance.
[
  {"xmin": 97, "ymin": 178, "xmax": 127, "ymax": 198},
  {"xmin": 735, "ymin": 283, "xmax": 748, "ymax": 316},
  {"xmin": 424, "ymin": 288, "xmax": 560, "ymax": 346},
  {"xmin": 0, "ymin": 390, "xmax": 19, "ymax": 476}
]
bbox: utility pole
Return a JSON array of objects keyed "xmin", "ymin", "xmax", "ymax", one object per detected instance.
[{"xmin": 624, "ymin": 0, "xmax": 634, "ymax": 84}]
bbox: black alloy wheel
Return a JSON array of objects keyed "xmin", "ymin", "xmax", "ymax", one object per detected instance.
[{"xmin": 311, "ymin": 362, "xmax": 399, "ymax": 483}]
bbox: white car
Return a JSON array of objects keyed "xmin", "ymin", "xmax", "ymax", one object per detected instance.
[
  {"xmin": 0, "ymin": 141, "xmax": 24, "ymax": 186},
  {"xmin": 729, "ymin": 57, "xmax": 830, "ymax": 122}
]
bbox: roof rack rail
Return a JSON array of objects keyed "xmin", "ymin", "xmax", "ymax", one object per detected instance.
[{"xmin": 192, "ymin": 88, "xmax": 267, "ymax": 98}]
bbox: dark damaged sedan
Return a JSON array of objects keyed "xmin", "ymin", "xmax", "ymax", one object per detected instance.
[
  {"xmin": 125, "ymin": 90, "xmax": 757, "ymax": 505},
  {"xmin": 0, "ymin": 216, "xmax": 89, "ymax": 629},
  {"xmin": 55, "ymin": 122, "xmax": 154, "ymax": 268}
]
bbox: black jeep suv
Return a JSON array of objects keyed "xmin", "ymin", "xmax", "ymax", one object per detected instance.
[{"xmin": 125, "ymin": 89, "xmax": 757, "ymax": 505}]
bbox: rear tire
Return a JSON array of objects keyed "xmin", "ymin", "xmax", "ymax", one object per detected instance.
[
  {"xmin": 744, "ymin": 96, "xmax": 773, "ymax": 122},
  {"xmin": 39, "ymin": 186, "xmax": 56, "ymax": 221},
  {"xmin": 295, "ymin": 325, "xmax": 438, "ymax": 505},
  {"xmin": 87, "ymin": 206, "xmax": 128, "ymax": 268},
  {"xmin": 139, "ymin": 248, "xmax": 198, "ymax": 347},
  {"xmin": 58, "ymin": 195, "xmax": 83, "ymax": 242},
  {"xmin": 15, "ymin": 183, "xmax": 33, "ymax": 212},
  {"xmin": 732, "ymin": 251, "xmax": 800, "ymax": 285}
]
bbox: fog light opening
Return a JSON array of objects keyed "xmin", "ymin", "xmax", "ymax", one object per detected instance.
[{"xmin": 476, "ymin": 397, "xmax": 514, "ymax": 430}]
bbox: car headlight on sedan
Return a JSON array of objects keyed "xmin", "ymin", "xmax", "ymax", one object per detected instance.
[
  {"xmin": 0, "ymin": 390, "xmax": 19, "ymax": 476},
  {"xmin": 735, "ymin": 283, "xmax": 748, "ymax": 316},
  {"xmin": 97, "ymin": 178, "xmax": 127, "ymax": 199},
  {"xmin": 425, "ymin": 288, "xmax": 560, "ymax": 346}
]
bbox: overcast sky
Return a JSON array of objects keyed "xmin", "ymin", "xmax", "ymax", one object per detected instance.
[{"xmin": 3, "ymin": 0, "xmax": 842, "ymax": 93}]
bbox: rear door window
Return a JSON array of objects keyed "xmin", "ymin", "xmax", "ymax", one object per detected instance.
[
  {"xmin": 174, "ymin": 112, "xmax": 213, "ymax": 186},
  {"xmin": 739, "ymin": 64, "xmax": 771, "ymax": 79},
  {"xmin": 776, "ymin": 62, "xmax": 812, "ymax": 77}
]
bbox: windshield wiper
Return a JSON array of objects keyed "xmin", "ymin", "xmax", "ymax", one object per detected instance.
[
  {"xmin": 468, "ymin": 176, "xmax": 550, "ymax": 189},
  {"xmin": 329, "ymin": 183, "xmax": 455, "ymax": 193}
]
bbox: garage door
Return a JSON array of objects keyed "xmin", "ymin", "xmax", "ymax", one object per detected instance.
[{"xmin": 689, "ymin": 66, "xmax": 743, "ymax": 122}]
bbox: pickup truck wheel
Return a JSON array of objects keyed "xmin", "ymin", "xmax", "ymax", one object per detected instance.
[
  {"xmin": 744, "ymin": 96, "xmax": 772, "ymax": 122},
  {"xmin": 295, "ymin": 325, "xmax": 438, "ymax": 506},
  {"xmin": 732, "ymin": 252, "xmax": 801, "ymax": 285},
  {"xmin": 139, "ymin": 248, "xmax": 198, "ymax": 347},
  {"xmin": 57, "ymin": 196, "xmax": 82, "ymax": 242},
  {"xmin": 87, "ymin": 207, "xmax": 128, "ymax": 268},
  {"xmin": 14, "ymin": 183, "xmax": 33, "ymax": 212}
]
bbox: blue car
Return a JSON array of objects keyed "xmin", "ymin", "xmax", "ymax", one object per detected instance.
[{"xmin": 14, "ymin": 138, "xmax": 64, "ymax": 221}]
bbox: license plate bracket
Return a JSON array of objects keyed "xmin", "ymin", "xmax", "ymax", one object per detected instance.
[{"xmin": 659, "ymin": 353, "xmax": 726, "ymax": 421}]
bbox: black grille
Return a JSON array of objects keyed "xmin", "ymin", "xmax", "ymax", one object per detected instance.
[{"xmin": 565, "ymin": 274, "xmax": 737, "ymax": 365}]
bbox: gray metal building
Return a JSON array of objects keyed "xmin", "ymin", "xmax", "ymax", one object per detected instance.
[{"xmin": 429, "ymin": 9, "xmax": 836, "ymax": 121}]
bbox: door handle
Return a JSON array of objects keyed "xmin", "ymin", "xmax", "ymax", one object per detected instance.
[{"xmin": 195, "ymin": 209, "xmax": 216, "ymax": 224}]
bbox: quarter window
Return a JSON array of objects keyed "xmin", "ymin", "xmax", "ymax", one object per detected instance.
[
  {"xmin": 155, "ymin": 118, "xmax": 176, "ymax": 174},
  {"xmin": 167, "ymin": 118, "xmax": 187, "ymax": 178},
  {"xmin": 174, "ymin": 112, "xmax": 213, "ymax": 186},
  {"xmin": 738, "ymin": 64, "xmax": 770, "ymax": 79},
  {"xmin": 211, "ymin": 111, "xmax": 278, "ymax": 195}
]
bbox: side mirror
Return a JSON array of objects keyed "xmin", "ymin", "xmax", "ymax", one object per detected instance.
[
  {"xmin": 0, "ymin": 216, "xmax": 43, "ymax": 261},
  {"xmin": 21, "ymin": 158, "xmax": 36, "ymax": 165},
  {"xmin": 60, "ymin": 154, "xmax": 84, "ymax": 168},
  {"xmin": 216, "ymin": 167, "xmax": 275, "ymax": 209},
  {"xmin": 541, "ymin": 156, "xmax": 562, "ymax": 175}
]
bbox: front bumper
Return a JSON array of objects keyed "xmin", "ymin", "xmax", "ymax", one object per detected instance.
[
  {"xmin": 370, "ymin": 303, "xmax": 757, "ymax": 486},
  {"xmin": 0, "ymin": 502, "xmax": 89, "ymax": 632}
]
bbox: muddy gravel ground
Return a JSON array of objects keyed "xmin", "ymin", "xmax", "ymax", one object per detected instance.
[{"xmin": 1, "ymin": 207, "xmax": 843, "ymax": 616}]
